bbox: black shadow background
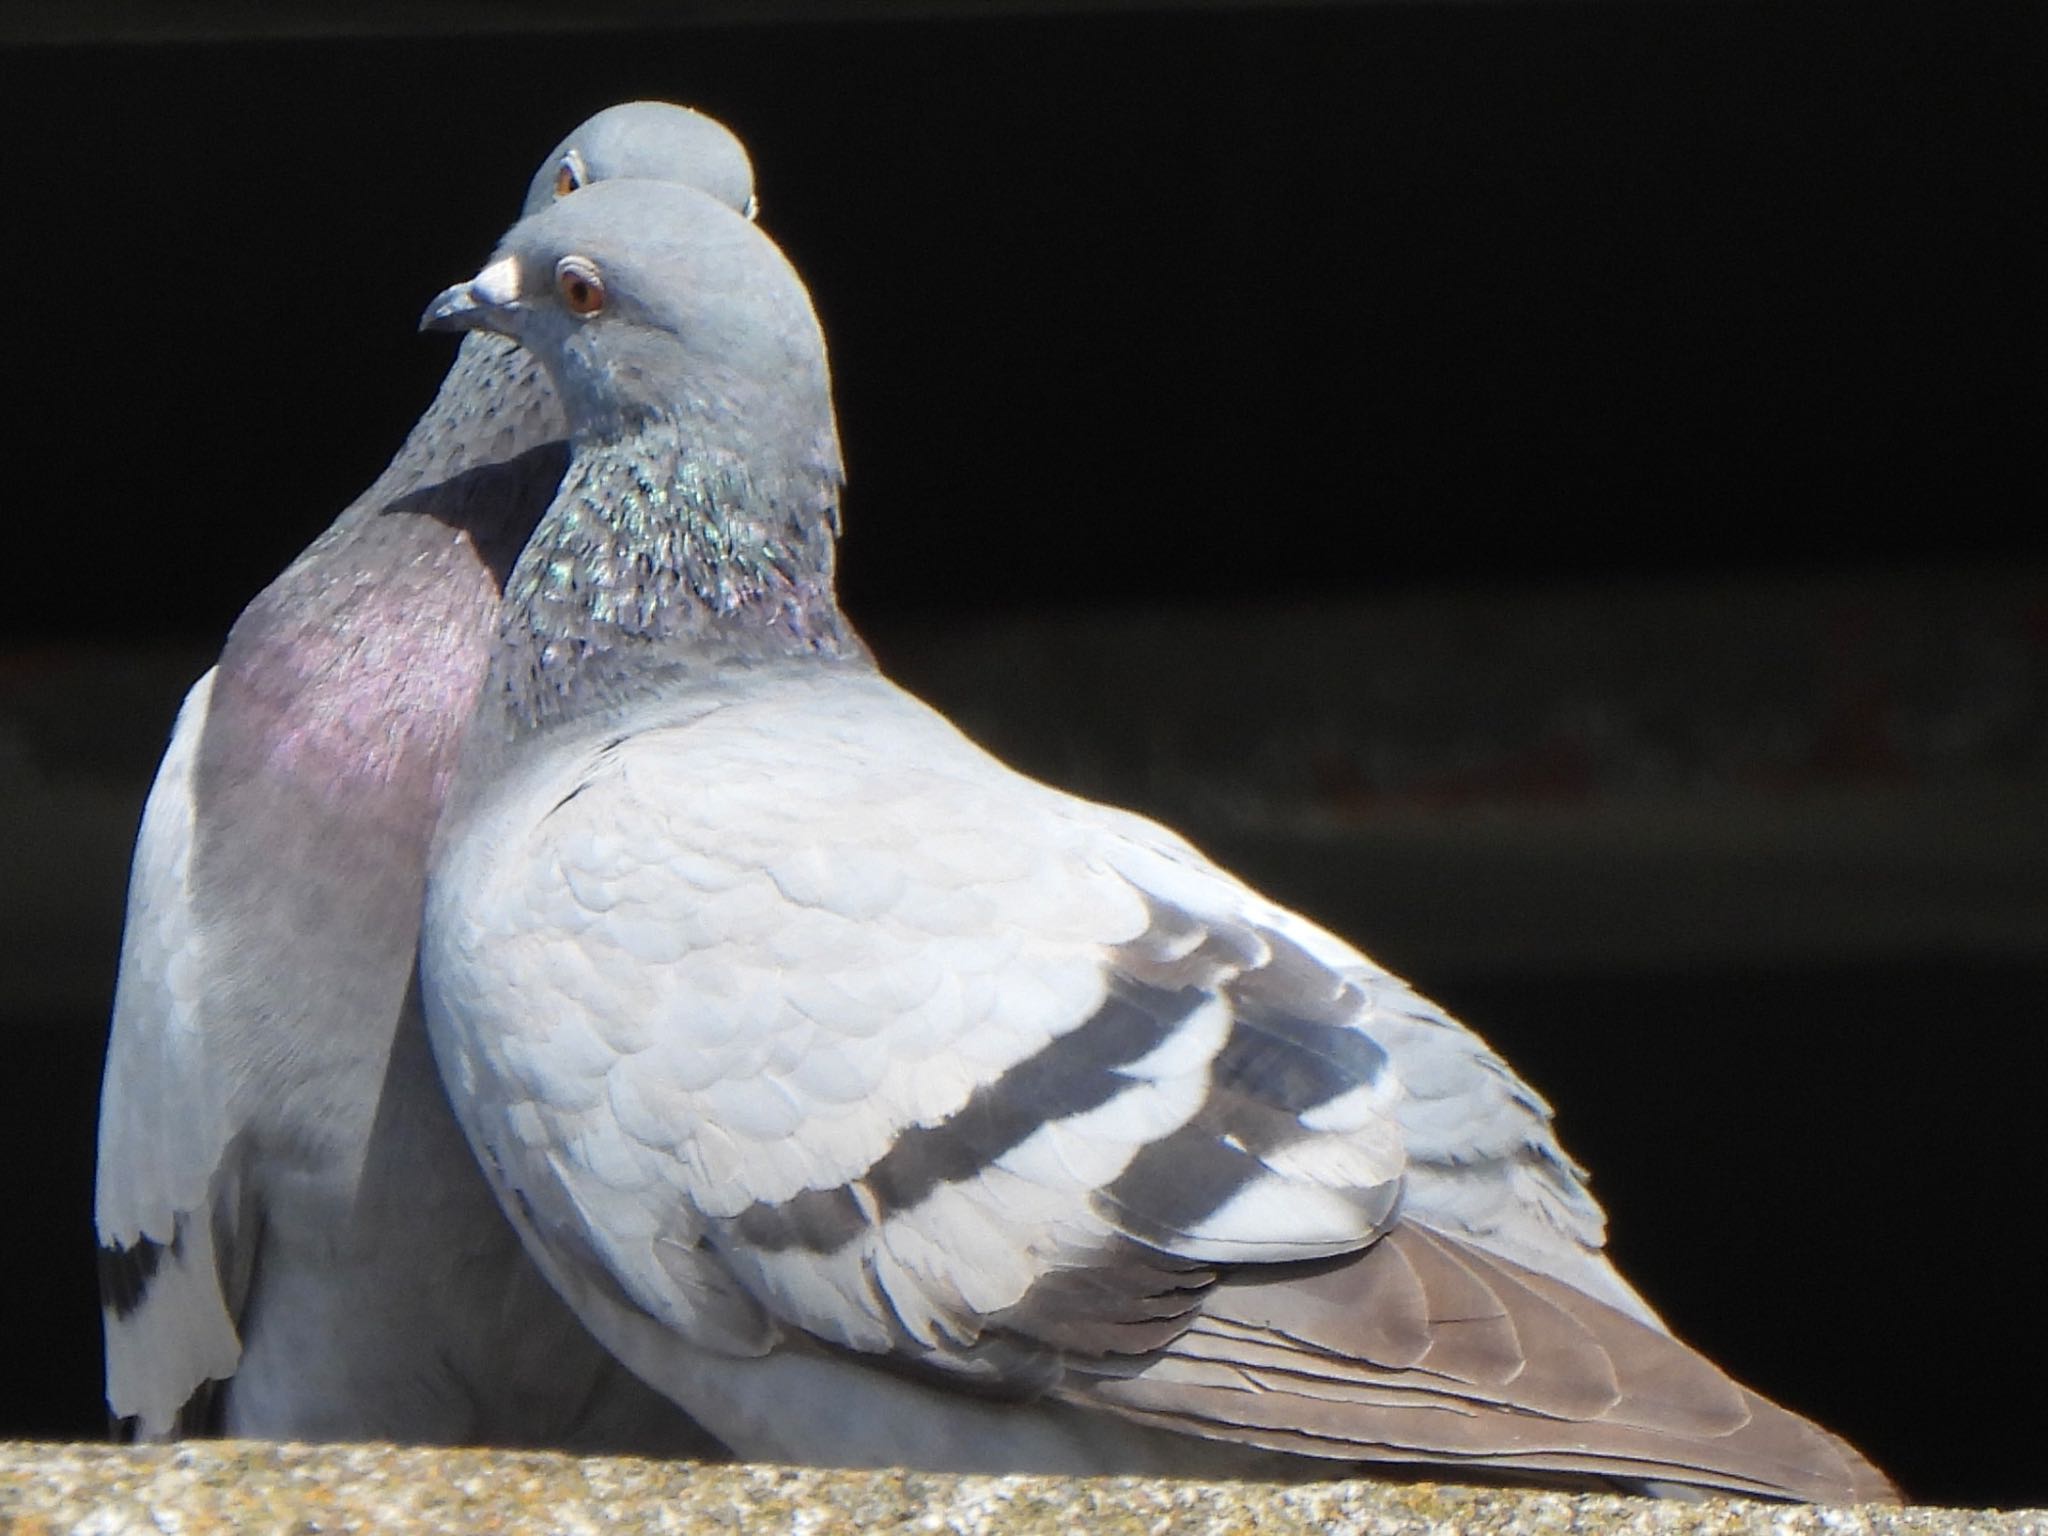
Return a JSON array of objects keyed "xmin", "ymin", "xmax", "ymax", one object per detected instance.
[{"xmin": 1, "ymin": 2, "xmax": 2038, "ymax": 1508}]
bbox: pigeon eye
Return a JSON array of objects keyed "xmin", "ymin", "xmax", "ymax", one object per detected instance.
[
  {"xmin": 556, "ymin": 257, "xmax": 606, "ymax": 317},
  {"xmin": 551, "ymin": 157, "xmax": 584, "ymax": 200}
]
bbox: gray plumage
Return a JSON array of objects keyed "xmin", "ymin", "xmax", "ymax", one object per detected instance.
[
  {"xmin": 94, "ymin": 102, "xmax": 757, "ymax": 1449},
  {"xmin": 415, "ymin": 180, "xmax": 1896, "ymax": 1501}
]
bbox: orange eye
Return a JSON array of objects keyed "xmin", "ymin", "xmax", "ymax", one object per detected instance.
[
  {"xmin": 552, "ymin": 159, "xmax": 582, "ymax": 199},
  {"xmin": 556, "ymin": 256, "xmax": 605, "ymax": 316}
]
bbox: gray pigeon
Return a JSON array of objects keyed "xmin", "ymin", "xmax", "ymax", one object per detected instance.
[
  {"xmin": 414, "ymin": 180, "xmax": 1896, "ymax": 1501},
  {"xmin": 94, "ymin": 103, "xmax": 758, "ymax": 1449}
]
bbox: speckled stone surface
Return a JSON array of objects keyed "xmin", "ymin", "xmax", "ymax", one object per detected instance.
[{"xmin": 0, "ymin": 1442, "xmax": 2039, "ymax": 1536}]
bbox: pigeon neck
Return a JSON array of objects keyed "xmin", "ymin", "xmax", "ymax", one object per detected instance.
[{"xmin": 488, "ymin": 414, "xmax": 860, "ymax": 733}]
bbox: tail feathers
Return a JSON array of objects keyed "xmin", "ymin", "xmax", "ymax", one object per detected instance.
[
  {"xmin": 99, "ymin": 1212, "xmax": 241, "ymax": 1440},
  {"xmin": 1063, "ymin": 1222, "xmax": 1896, "ymax": 1504}
]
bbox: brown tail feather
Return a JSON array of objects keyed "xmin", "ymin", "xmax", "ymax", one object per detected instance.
[{"xmin": 1058, "ymin": 1222, "xmax": 1897, "ymax": 1503}]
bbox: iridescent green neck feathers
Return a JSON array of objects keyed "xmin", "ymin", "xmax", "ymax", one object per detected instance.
[{"xmin": 490, "ymin": 415, "xmax": 861, "ymax": 732}]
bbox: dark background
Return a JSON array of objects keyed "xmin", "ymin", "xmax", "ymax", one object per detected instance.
[{"xmin": 3, "ymin": 0, "xmax": 2042, "ymax": 1510}]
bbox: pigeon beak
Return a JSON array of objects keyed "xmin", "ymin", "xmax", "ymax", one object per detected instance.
[{"xmin": 420, "ymin": 255, "xmax": 524, "ymax": 337}]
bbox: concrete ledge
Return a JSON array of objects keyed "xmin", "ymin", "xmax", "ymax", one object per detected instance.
[{"xmin": 1, "ymin": 1443, "xmax": 2038, "ymax": 1536}]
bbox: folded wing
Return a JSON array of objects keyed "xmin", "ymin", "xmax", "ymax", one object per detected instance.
[{"xmin": 424, "ymin": 668, "xmax": 1893, "ymax": 1500}]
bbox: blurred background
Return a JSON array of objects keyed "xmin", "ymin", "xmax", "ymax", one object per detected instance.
[{"xmin": 2, "ymin": 0, "xmax": 2040, "ymax": 1509}]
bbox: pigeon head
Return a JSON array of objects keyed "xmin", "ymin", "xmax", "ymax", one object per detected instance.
[
  {"xmin": 522, "ymin": 101, "xmax": 756, "ymax": 220},
  {"xmin": 422, "ymin": 179, "xmax": 859, "ymax": 715},
  {"xmin": 422, "ymin": 179, "xmax": 838, "ymax": 477}
]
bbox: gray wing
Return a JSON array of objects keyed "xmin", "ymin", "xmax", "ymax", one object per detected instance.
[
  {"xmin": 425, "ymin": 674, "xmax": 1405, "ymax": 1371},
  {"xmin": 95, "ymin": 670, "xmax": 246, "ymax": 1435},
  {"xmin": 423, "ymin": 672, "xmax": 1892, "ymax": 1499}
]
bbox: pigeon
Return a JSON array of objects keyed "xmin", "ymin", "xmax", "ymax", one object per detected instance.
[
  {"xmin": 94, "ymin": 102, "xmax": 760, "ymax": 1450},
  {"xmin": 415, "ymin": 179, "xmax": 1898, "ymax": 1501}
]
